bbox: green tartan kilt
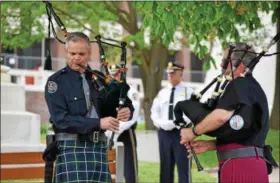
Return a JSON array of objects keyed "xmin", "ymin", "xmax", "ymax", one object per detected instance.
[{"xmin": 54, "ymin": 140, "xmax": 112, "ymax": 183}]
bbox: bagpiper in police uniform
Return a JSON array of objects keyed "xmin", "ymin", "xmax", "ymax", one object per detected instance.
[
  {"xmin": 44, "ymin": 32, "xmax": 133, "ymax": 183},
  {"xmin": 181, "ymin": 43, "xmax": 278, "ymax": 183},
  {"xmin": 105, "ymin": 64, "xmax": 140, "ymax": 183},
  {"xmin": 151, "ymin": 61, "xmax": 194, "ymax": 183}
]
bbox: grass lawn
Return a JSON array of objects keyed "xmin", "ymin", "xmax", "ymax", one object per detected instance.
[
  {"xmin": 139, "ymin": 161, "xmax": 217, "ymax": 183},
  {"xmin": 265, "ymin": 128, "xmax": 280, "ymax": 163}
]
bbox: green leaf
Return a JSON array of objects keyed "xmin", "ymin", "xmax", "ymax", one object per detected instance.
[
  {"xmin": 222, "ymin": 20, "xmax": 232, "ymax": 34},
  {"xmin": 208, "ymin": 7, "xmax": 216, "ymax": 21},
  {"xmin": 209, "ymin": 56, "xmax": 217, "ymax": 69},
  {"xmin": 200, "ymin": 46, "xmax": 208, "ymax": 59},
  {"xmin": 203, "ymin": 60, "xmax": 211, "ymax": 71},
  {"xmin": 142, "ymin": 2, "xmax": 154, "ymax": 10},
  {"xmin": 217, "ymin": 28, "xmax": 224, "ymax": 38}
]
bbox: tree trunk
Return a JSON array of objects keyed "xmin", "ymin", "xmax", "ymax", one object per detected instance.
[
  {"xmin": 269, "ymin": 6, "xmax": 280, "ymax": 129},
  {"xmin": 139, "ymin": 40, "xmax": 168, "ymax": 130}
]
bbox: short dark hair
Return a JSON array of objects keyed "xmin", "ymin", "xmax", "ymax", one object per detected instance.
[
  {"xmin": 231, "ymin": 43, "xmax": 256, "ymax": 67},
  {"xmin": 65, "ymin": 32, "xmax": 90, "ymax": 49}
]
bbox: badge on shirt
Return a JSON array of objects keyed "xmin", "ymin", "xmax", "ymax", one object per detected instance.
[
  {"xmin": 229, "ymin": 115, "xmax": 244, "ymax": 130},
  {"xmin": 48, "ymin": 81, "xmax": 58, "ymax": 93}
]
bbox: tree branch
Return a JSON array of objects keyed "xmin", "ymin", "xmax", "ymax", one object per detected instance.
[
  {"xmin": 103, "ymin": 1, "xmax": 131, "ymax": 33},
  {"xmin": 79, "ymin": 1, "xmax": 104, "ymax": 18},
  {"xmin": 127, "ymin": 2, "xmax": 139, "ymax": 34},
  {"xmin": 53, "ymin": 6, "xmax": 95, "ymax": 34},
  {"xmin": 134, "ymin": 43, "xmax": 150, "ymax": 75},
  {"xmin": 110, "ymin": 1, "xmax": 130, "ymax": 18}
]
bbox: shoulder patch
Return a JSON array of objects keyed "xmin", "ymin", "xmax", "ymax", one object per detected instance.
[
  {"xmin": 48, "ymin": 81, "xmax": 58, "ymax": 93},
  {"xmin": 229, "ymin": 115, "xmax": 244, "ymax": 130}
]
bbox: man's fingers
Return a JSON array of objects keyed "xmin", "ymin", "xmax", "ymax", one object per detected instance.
[
  {"xmin": 185, "ymin": 144, "xmax": 190, "ymax": 149},
  {"xmin": 190, "ymin": 141, "xmax": 200, "ymax": 147},
  {"xmin": 111, "ymin": 121, "xmax": 119, "ymax": 128},
  {"xmin": 112, "ymin": 126, "xmax": 119, "ymax": 132},
  {"xmin": 117, "ymin": 108, "xmax": 130, "ymax": 115},
  {"xmin": 117, "ymin": 114, "xmax": 130, "ymax": 121},
  {"xmin": 108, "ymin": 117, "xmax": 118, "ymax": 123},
  {"xmin": 117, "ymin": 113, "xmax": 128, "ymax": 118},
  {"xmin": 190, "ymin": 141, "xmax": 197, "ymax": 145},
  {"xmin": 118, "ymin": 115, "xmax": 129, "ymax": 121},
  {"xmin": 109, "ymin": 123, "xmax": 119, "ymax": 132},
  {"xmin": 112, "ymin": 118, "xmax": 119, "ymax": 123},
  {"xmin": 117, "ymin": 110, "xmax": 130, "ymax": 116},
  {"xmin": 180, "ymin": 140, "xmax": 186, "ymax": 145},
  {"xmin": 187, "ymin": 149, "xmax": 193, "ymax": 158}
]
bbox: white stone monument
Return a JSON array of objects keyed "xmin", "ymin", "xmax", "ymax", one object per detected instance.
[{"xmin": 1, "ymin": 65, "xmax": 45, "ymax": 152}]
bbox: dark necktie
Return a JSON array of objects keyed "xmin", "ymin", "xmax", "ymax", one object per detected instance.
[
  {"xmin": 81, "ymin": 73, "xmax": 90, "ymax": 109},
  {"xmin": 168, "ymin": 87, "xmax": 176, "ymax": 120},
  {"xmin": 81, "ymin": 73, "xmax": 99, "ymax": 118}
]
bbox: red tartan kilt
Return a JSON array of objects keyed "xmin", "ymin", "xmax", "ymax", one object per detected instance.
[{"xmin": 217, "ymin": 143, "xmax": 269, "ymax": 183}]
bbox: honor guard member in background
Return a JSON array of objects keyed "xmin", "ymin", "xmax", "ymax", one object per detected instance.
[
  {"xmin": 105, "ymin": 64, "xmax": 140, "ymax": 183},
  {"xmin": 45, "ymin": 32, "xmax": 133, "ymax": 183},
  {"xmin": 151, "ymin": 61, "xmax": 194, "ymax": 183},
  {"xmin": 181, "ymin": 43, "xmax": 278, "ymax": 183}
]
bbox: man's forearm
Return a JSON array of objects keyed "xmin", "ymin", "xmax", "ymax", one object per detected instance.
[{"xmin": 195, "ymin": 109, "xmax": 233, "ymax": 135}]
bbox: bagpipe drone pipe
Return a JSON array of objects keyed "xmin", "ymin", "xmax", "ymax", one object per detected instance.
[{"xmin": 85, "ymin": 36, "xmax": 131, "ymax": 150}]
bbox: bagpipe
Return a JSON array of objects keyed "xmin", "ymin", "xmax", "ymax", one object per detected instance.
[
  {"xmin": 42, "ymin": 1, "xmax": 130, "ymax": 182},
  {"xmin": 43, "ymin": 0, "xmax": 130, "ymax": 126},
  {"xmin": 173, "ymin": 32, "xmax": 280, "ymax": 171}
]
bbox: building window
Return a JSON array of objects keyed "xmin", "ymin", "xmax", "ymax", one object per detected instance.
[{"xmin": 190, "ymin": 52, "xmax": 205, "ymax": 83}]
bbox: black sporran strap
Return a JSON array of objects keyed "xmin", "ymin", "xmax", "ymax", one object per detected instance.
[
  {"xmin": 42, "ymin": 138, "xmax": 59, "ymax": 183},
  {"xmin": 263, "ymin": 145, "xmax": 279, "ymax": 174}
]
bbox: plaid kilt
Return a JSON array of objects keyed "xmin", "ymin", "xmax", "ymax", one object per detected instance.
[{"xmin": 54, "ymin": 140, "xmax": 111, "ymax": 183}]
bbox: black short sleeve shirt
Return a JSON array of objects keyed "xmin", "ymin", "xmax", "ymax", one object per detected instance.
[
  {"xmin": 215, "ymin": 75, "xmax": 269, "ymax": 146},
  {"xmin": 216, "ymin": 77, "xmax": 252, "ymax": 111}
]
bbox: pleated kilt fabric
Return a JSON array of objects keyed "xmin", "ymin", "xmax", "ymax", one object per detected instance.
[
  {"xmin": 54, "ymin": 140, "xmax": 112, "ymax": 183},
  {"xmin": 217, "ymin": 143, "xmax": 269, "ymax": 183}
]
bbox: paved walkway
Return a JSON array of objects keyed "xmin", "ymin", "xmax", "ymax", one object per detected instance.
[{"xmin": 136, "ymin": 131, "xmax": 279, "ymax": 183}]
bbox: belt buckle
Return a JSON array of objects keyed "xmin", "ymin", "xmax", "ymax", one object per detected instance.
[{"xmin": 93, "ymin": 131, "xmax": 99, "ymax": 143}]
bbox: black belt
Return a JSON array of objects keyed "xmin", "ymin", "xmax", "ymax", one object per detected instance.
[
  {"xmin": 217, "ymin": 147, "xmax": 264, "ymax": 161},
  {"xmin": 55, "ymin": 132, "xmax": 107, "ymax": 143}
]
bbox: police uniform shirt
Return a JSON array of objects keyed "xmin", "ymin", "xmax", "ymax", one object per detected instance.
[
  {"xmin": 216, "ymin": 75, "xmax": 269, "ymax": 146},
  {"xmin": 45, "ymin": 65, "xmax": 101, "ymax": 134},
  {"xmin": 151, "ymin": 82, "xmax": 194, "ymax": 131}
]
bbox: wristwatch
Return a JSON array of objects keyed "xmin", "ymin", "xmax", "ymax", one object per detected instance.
[{"xmin": 192, "ymin": 126, "xmax": 201, "ymax": 137}]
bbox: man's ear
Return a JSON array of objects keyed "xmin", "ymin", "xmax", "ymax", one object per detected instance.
[
  {"xmin": 239, "ymin": 63, "xmax": 246, "ymax": 72},
  {"xmin": 88, "ymin": 47, "xmax": 92, "ymax": 55},
  {"xmin": 180, "ymin": 71, "xmax": 183, "ymax": 77}
]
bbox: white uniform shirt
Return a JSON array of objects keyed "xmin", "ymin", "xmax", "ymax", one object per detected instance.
[
  {"xmin": 105, "ymin": 85, "xmax": 141, "ymax": 139},
  {"xmin": 151, "ymin": 82, "xmax": 194, "ymax": 131}
]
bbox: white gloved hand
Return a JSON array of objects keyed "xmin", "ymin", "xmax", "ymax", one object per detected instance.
[
  {"xmin": 160, "ymin": 120, "xmax": 177, "ymax": 131},
  {"xmin": 105, "ymin": 130, "xmax": 119, "ymax": 142}
]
